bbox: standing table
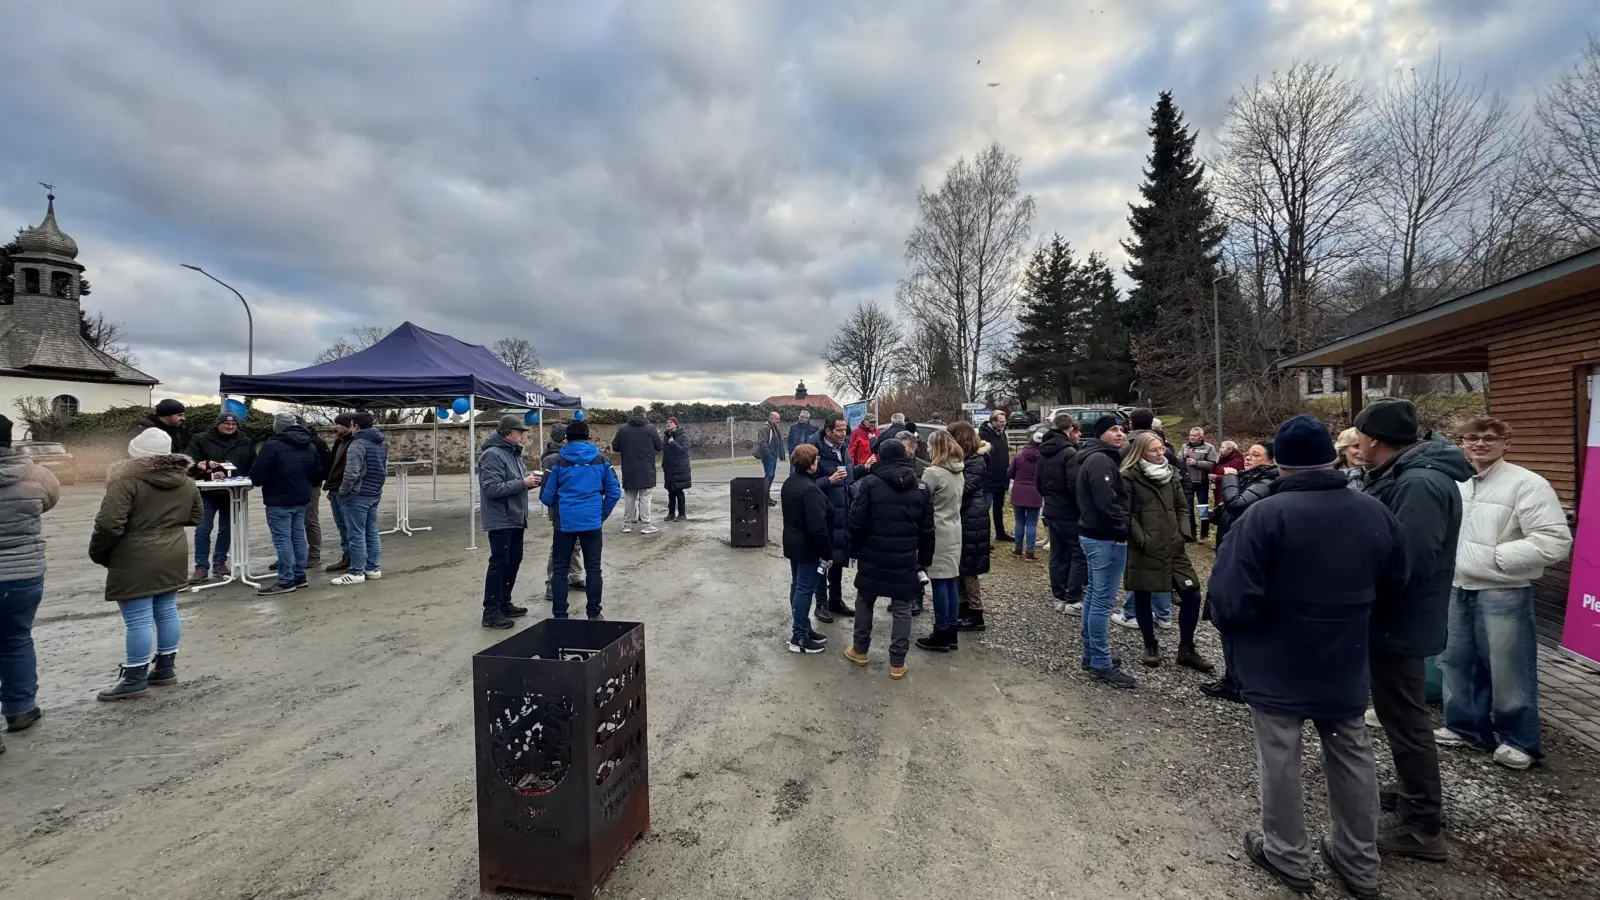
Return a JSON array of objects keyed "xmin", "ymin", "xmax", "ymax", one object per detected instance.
[
  {"xmin": 192, "ymin": 479, "xmax": 267, "ymax": 592},
  {"xmin": 383, "ymin": 459, "xmax": 433, "ymax": 536}
]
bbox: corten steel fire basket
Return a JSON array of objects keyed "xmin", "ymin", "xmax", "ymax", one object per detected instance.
[
  {"xmin": 729, "ymin": 476, "xmax": 769, "ymax": 548},
  {"xmin": 473, "ymin": 619, "xmax": 649, "ymax": 898}
]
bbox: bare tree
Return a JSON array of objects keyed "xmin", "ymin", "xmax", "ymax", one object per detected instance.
[
  {"xmin": 896, "ymin": 142, "xmax": 1035, "ymax": 401},
  {"xmin": 1373, "ymin": 53, "xmax": 1523, "ymax": 314},
  {"xmin": 491, "ymin": 336, "xmax": 555, "ymax": 388},
  {"xmin": 80, "ymin": 309, "xmax": 139, "ymax": 366},
  {"xmin": 1533, "ymin": 37, "xmax": 1600, "ymax": 241},
  {"xmin": 314, "ymin": 325, "xmax": 390, "ymax": 364},
  {"xmin": 821, "ymin": 301, "xmax": 902, "ymax": 402},
  {"xmin": 1213, "ymin": 61, "xmax": 1377, "ymax": 356}
]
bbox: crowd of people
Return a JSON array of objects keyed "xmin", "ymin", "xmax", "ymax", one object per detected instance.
[{"xmin": 777, "ymin": 398, "xmax": 1574, "ymax": 897}]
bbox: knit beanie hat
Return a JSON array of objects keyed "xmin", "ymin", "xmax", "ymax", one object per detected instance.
[
  {"xmin": 550, "ymin": 423, "xmax": 568, "ymax": 444},
  {"xmin": 129, "ymin": 427, "xmax": 172, "ymax": 458},
  {"xmin": 566, "ymin": 420, "xmax": 590, "ymax": 441},
  {"xmin": 1354, "ymin": 398, "xmax": 1419, "ymax": 447},
  {"xmin": 216, "ymin": 412, "xmax": 240, "ymax": 426},
  {"xmin": 1272, "ymin": 415, "xmax": 1337, "ymax": 468},
  {"xmin": 272, "ymin": 411, "xmax": 297, "ymax": 433},
  {"xmin": 154, "ymin": 399, "xmax": 186, "ymax": 418},
  {"xmin": 1090, "ymin": 415, "xmax": 1124, "ymax": 439}
]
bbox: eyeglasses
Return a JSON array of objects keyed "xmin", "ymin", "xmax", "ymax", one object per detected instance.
[{"xmin": 1461, "ymin": 435, "xmax": 1503, "ymax": 446}]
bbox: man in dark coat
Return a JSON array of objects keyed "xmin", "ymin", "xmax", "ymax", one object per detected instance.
[
  {"xmin": 811, "ymin": 413, "xmax": 855, "ymax": 621},
  {"xmin": 185, "ymin": 410, "xmax": 256, "ymax": 581},
  {"xmin": 125, "ymin": 399, "xmax": 186, "ymax": 456},
  {"xmin": 662, "ymin": 417, "xmax": 692, "ymax": 521},
  {"xmin": 1211, "ymin": 415, "xmax": 1409, "ymax": 899},
  {"xmin": 843, "ymin": 439, "xmax": 935, "ymax": 676},
  {"xmin": 781, "ymin": 443, "xmax": 832, "ymax": 653},
  {"xmin": 1036, "ymin": 413, "xmax": 1085, "ymax": 612},
  {"xmin": 1355, "ymin": 398, "xmax": 1472, "ymax": 861},
  {"xmin": 478, "ymin": 415, "xmax": 541, "ymax": 629},
  {"xmin": 322, "ymin": 414, "xmax": 356, "ymax": 574},
  {"xmin": 979, "ymin": 411, "xmax": 1013, "ymax": 542},
  {"xmin": 1076, "ymin": 415, "xmax": 1136, "ymax": 688},
  {"xmin": 302, "ymin": 419, "xmax": 331, "ymax": 571},
  {"xmin": 611, "ymin": 406, "xmax": 663, "ymax": 533},
  {"xmin": 250, "ymin": 412, "xmax": 326, "ymax": 595},
  {"xmin": 786, "ymin": 410, "xmax": 818, "ymax": 455}
]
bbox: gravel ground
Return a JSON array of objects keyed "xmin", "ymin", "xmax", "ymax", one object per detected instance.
[{"xmin": 971, "ymin": 527, "xmax": 1600, "ymax": 898}]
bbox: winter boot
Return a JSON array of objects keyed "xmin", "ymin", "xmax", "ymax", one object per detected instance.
[
  {"xmin": 97, "ymin": 664, "xmax": 150, "ymax": 701},
  {"xmin": 1140, "ymin": 644, "xmax": 1162, "ymax": 668},
  {"xmin": 189, "ymin": 566, "xmax": 209, "ymax": 584},
  {"xmin": 915, "ymin": 628, "xmax": 953, "ymax": 653},
  {"xmin": 956, "ymin": 610, "xmax": 987, "ymax": 633},
  {"xmin": 1175, "ymin": 644, "xmax": 1215, "ymax": 674},
  {"xmin": 813, "ymin": 599, "xmax": 834, "ymax": 624},
  {"xmin": 1010, "ymin": 546, "xmax": 1023, "ymax": 558},
  {"xmin": 1023, "ymin": 550, "xmax": 1039, "ymax": 561},
  {"xmin": 148, "ymin": 653, "xmax": 178, "ymax": 686},
  {"xmin": 324, "ymin": 554, "xmax": 351, "ymax": 574},
  {"xmin": 826, "ymin": 586, "xmax": 852, "ymax": 618}
]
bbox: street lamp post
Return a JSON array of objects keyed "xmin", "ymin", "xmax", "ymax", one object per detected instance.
[
  {"xmin": 181, "ymin": 264, "xmax": 253, "ymax": 374},
  {"xmin": 1212, "ymin": 274, "xmax": 1226, "ymax": 442}
]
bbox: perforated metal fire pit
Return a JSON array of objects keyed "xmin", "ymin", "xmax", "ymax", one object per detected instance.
[{"xmin": 473, "ymin": 619, "xmax": 649, "ymax": 898}]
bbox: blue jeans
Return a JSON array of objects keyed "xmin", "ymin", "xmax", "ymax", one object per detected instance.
[
  {"xmin": 118, "ymin": 593, "xmax": 180, "ymax": 667},
  {"xmin": 1079, "ymin": 537, "xmax": 1127, "ymax": 670},
  {"xmin": 550, "ymin": 529, "xmax": 604, "ymax": 617},
  {"xmin": 264, "ymin": 505, "xmax": 308, "ymax": 583},
  {"xmin": 788, "ymin": 560, "xmax": 820, "ymax": 643},
  {"xmin": 1441, "ymin": 587, "xmax": 1542, "ymax": 756},
  {"xmin": 1013, "ymin": 506, "xmax": 1040, "ymax": 552},
  {"xmin": 193, "ymin": 494, "xmax": 231, "ymax": 569},
  {"xmin": 763, "ymin": 455, "xmax": 778, "ymax": 490},
  {"xmin": 328, "ymin": 493, "xmax": 351, "ymax": 557},
  {"xmin": 343, "ymin": 494, "xmax": 383, "ymax": 573},
  {"xmin": 0, "ymin": 576, "xmax": 45, "ymax": 717},
  {"xmin": 931, "ymin": 577, "xmax": 960, "ymax": 631},
  {"xmin": 1122, "ymin": 589, "xmax": 1172, "ymax": 623}
]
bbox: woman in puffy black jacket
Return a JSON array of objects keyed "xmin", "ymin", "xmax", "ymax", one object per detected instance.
[
  {"xmin": 948, "ymin": 421, "xmax": 992, "ymax": 632},
  {"xmin": 662, "ymin": 418, "xmax": 692, "ymax": 521},
  {"xmin": 781, "ymin": 444, "xmax": 832, "ymax": 654},
  {"xmin": 1202, "ymin": 440, "xmax": 1280, "ymax": 703}
]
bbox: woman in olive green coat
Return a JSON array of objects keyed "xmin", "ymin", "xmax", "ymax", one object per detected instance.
[
  {"xmin": 89, "ymin": 428, "xmax": 203, "ymax": 701},
  {"xmin": 1122, "ymin": 432, "xmax": 1212, "ymax": 673}
]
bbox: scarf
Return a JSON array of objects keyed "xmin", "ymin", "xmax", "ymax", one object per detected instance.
[{"xmin": 1140, "ymin": 460, "xmax": 1175, "ymax": 484}]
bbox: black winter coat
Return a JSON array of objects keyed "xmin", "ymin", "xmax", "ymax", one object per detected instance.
[
  {"xmin": 1035, "ymin": 429, "xmax": 1081, "ymax": 526},
  {"xmin": 979, "ymin": 423, "xmax": 1011, "ymax": 491},
  {"xmin": 249, "ymin": 427, "xmax": 325, "ymax": 508},
  {"xmin": 1076, "ymin": 439, "xmax": 1131, "ymax": 542},
  {"xmin": 1209, "ymin": 468, "xmax": 1410, "ymax": 720},
  {"xmin": 186, "ymin": 427, "xmax": 257, "ymax": 478},
  {"xmin": 662, "ymin": 428, "xmax": 692, "ymax": 491},
  {"xmin": 959, "ymin": 449, "xmax": 992, "ymax": 575},
  {"xmin": 1214, "ymin": 465, "xmax": 1280, "ymax": 548},
  {"xmin": 782, "ymin": 472, "xmax": 833, "ymax": 563},
  {"xmin": 610, "ymin": 415, "xmax": 662, "ymax": 491},
  {"xmin": 1363, "ymin": 434, "xmax": 1473, "ymax": 658},
  {"xmin": 811, "ymin": 435, "xmax": 855, "ymax": 566},
  {"xmin": 848, "ymin": 455, "xmax": 935, "ymax": 599}
]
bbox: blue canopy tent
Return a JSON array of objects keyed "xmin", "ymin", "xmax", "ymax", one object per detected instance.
[{"xmin": 219, "ymin": 322, "xmax": 581, "ymax": 547}]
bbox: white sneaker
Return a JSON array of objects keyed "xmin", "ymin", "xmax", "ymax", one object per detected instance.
[
  {"xmin": 622, "ymin": 524, "xmax": 632, "ymax": 533},
  {"xmin": 364, "ymin": 569, "xmax": 382, "ymax": 580},
  {"xmin": 1062, "ymin": 601, "xmax": 1083, "ymax": 617},
  {"xmin": 1493, "ymin": 743, "xmax": 1534, "ymax": 770},
  {"xmin": 1157, "ymin": 618, "xmax": 1173, "ymax": 630},
  {"xmin": 1433, "ymin": 727, "xmax": 1468, "ymax": 747},
  {"xmin": 331, "ymin": 573, "xmax": 366, "ymax": 586},
  {"xmin": 641, "ymin": 525, "xmax": 659, "ymax": 535},
  {"xmin": 1364, "ymin": 707, "xmax": 1382, "ymax": 729},
  {"xmin": 1111, "ymin": 612, "xmax": 1138, "ymax": 629}
]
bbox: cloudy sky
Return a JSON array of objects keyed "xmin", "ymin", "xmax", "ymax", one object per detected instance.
[{"xmin": 2, "ymin": 0, "xmax": 1593, "ymax": 407}]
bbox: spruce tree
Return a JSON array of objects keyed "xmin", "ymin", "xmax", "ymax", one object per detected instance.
[
  {"xmin": 1121, "ymin": 91, "xmax": 1227, "ymax": 407},
  {"xmin": 1008, "ymin": 235, "xmax": 1089, "ymax": 404},
  {"xmin": 1078, "ymin": 252, "xmax": 1136, "ymax": 402}
]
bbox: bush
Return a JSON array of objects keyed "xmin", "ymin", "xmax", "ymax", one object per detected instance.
[{"xmin": 22, "ymin": 402, "xmax": 281, "ymax": 450}]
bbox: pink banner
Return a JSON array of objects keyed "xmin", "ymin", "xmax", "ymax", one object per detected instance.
[{"xmin": 1562, "ymin": 370, "xmax": 1600, "ymax": 665}]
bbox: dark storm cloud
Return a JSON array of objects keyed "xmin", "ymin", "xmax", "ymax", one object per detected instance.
[{"xmin": 1, "ymin": 0, "xmax": 1593, "ymax": 403}]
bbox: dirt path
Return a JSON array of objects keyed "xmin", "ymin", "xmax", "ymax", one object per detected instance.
[{"xmin": 2, "ymin": 477, "xmax": 1594, "ymax": 898}]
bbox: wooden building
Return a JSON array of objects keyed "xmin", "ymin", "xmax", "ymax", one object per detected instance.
[{"xmin": 1278, "ymin": 246, "xmax": 1600, "ymax": 645}]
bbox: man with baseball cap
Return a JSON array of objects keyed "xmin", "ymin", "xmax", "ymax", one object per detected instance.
[
  {"xmin": 479, "ymin": 415, "xmax": 542, "ymax": 629},
  {"xmin": 1354, "ymin": 398, "xmax": 1472, "ymax": 861}
]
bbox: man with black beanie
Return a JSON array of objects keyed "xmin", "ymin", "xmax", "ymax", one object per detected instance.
[
  {"xmin": 1076, "ymin": 414, "xmax": 1137, "ymax": 688},
  {"xmin": 125, "ymin": 399, "xmax": 186, "ymax": 456},
  {"xmin": 186, "ymin": 410, "xmax": 256, "ymax": 581},
  {"xmin": 1354, "ymin": 397, "xmax": 1472, "ymax": 862}
]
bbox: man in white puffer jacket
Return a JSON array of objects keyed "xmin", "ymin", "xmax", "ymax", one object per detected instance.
[{"xmin": 1439, "ymin": 416, "xmax": 1571, "ymax": 770}]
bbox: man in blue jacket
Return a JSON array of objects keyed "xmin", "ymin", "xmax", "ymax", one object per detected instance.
[
  {"xmin": 540, "ymin": 420, "xmax": 621, "ymax": 619},
  {"xmin": 479, "ymin": 415, "xmax": 543, "ymax": 630},
  {"xmin": 1210, "ymin": 416, "xmax": 1409, "ymax": 899},
  {"xmin": 250, "ymin": 412, "xmax": 327, "ymax": 595}
]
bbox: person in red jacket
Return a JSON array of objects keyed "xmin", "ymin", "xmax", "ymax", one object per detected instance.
[
  {"xmin": 1211, "ymin": 441, "xmax": 1245, "ymax": 510},
  {"xmin": 848, "ymin": 414, "xmax": 879, "ymax": 466}
]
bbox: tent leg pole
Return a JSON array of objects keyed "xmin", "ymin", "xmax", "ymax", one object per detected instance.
[
  {"xmin": 432, "ymin": 412, "xmax": 438, "ymax": 501},
  {"xmin": 468, "ymin": 395, "xmax": 477, "ymax": 551}
]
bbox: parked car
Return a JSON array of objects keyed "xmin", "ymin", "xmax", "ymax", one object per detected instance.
[
  {"xmin": 1045, "ymin": 406, "xmax": 1122, "ymax": 429},
  {"xmin": 15, "ymin": 440, "xmax": 77, "ymax": 484}
]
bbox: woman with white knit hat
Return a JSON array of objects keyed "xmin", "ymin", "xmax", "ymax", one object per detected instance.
[{"xmin": 88, "ymin": 427, "xmax": 202, "ymax": 700}]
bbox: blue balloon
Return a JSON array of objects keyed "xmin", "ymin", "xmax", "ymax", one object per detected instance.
[
  {"xmin": 451, "ymin": 397, "xmax": 471, "ymax": 415},
  {"xmin": 435, "ymin": 407, "xmax": 452, "ymax": 421},
  {"xmin": 223, "ymin": 398, "xmax": 248, "ymax": 420},
  {"xmin": 524, "ymin": 410, "xmax": 540, "ymax": 425},
  {"xmin": 573, "ymin": 408, "xmax": 585, "ymax": 421}
]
